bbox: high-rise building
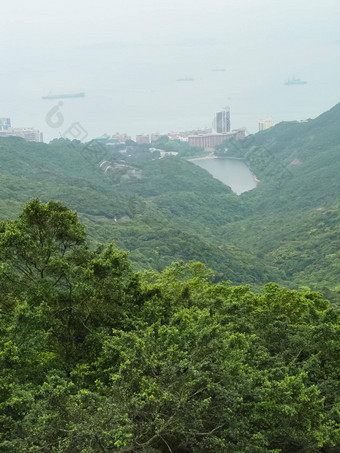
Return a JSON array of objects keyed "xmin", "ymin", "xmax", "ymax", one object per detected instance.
[
  {"xmin": 259, "ymin": 118, "xmax": 275, "ymax": 131},
  {"xmin": 212, "ymin": 107, "xmax": 230, "ymax": 133},
  {"xmin": 0, "ymin": 118, "xmax": 11, "ymax": 136}
]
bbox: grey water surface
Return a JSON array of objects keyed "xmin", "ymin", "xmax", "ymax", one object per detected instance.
[{"xmin": 193, "ymin": 157, "xmax": 257, "ymax": 195}]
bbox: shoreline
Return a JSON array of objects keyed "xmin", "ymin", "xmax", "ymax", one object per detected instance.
[
  {"xmin": 187, "ymin": 154, "xmax": 246, "ymax": 162},
  {"xmin": 187, "ymin": 154, "xmax": 215, "ymax": 162}
]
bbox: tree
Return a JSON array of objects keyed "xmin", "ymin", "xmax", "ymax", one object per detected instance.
[
  {"xmin": 0, "ymin": 199, "xmax": 138, "ymax": 362},
  {"xmin": 0, "ymin": 201, "xmax": 339, "ymax": 452}
]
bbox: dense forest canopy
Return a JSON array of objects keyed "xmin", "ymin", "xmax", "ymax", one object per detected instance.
[{"xmin": 0, "ymin": 200, "xmax": 339, "ymax": 452}]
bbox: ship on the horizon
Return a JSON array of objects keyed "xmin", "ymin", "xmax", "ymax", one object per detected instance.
[
  {"xmin": 42, "ymin": 92, "xmax": 85, "ymax": 100},
  {"xmin": 284, "ymin": 76, "xmax": 307, "ymax": 86},
  {"xmin": 212, "ymin": 68, "xmax": 226, "ymax": 72},
  {"xmin": 176, "ymin": 77, "xmax": 194, "ymax": 82}
]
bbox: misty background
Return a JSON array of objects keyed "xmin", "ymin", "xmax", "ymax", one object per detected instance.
[{"xmin": 1, "ymin": 0, "xmax": 340, "ymax": 141}]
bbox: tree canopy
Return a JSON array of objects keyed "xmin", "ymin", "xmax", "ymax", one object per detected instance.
[{"xmin": 0, "ymin": 200, "xmax": 339, "ymax": 452}]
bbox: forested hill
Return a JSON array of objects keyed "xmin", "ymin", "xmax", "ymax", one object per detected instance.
[
  {"xmin": 220, "ymin": 101, "xmax": 340, "ymax": 300},
  {"xmin": 230, "ymin": 101, "xmax": 340, "ymax": 212},
  {"xmin": 0, "ymin": 102, "xmax": 340, "ymax": 298},
  {"xmin": 0, "ymin": 136, "xmax": 275, "ymax": 285}
]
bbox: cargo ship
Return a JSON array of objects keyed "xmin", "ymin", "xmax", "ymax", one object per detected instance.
[
  {"xmin": 42, "ymin": 92, "xmax": 85, "ymax": 100},
  {"xmin": 284, "ymin": 76, "xmax": 307, "ymax": 86},
  {"xmin": 176, "ymin": 77, "xmax": 194, "ymax": 82}
]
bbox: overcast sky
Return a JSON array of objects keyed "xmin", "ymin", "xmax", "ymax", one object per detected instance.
[{"xmin": 1, "ymin": 0, "xmax": 340, "ymax": 141}]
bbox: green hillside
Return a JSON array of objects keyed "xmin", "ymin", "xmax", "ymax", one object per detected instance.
[
  {"xmin": 220, "ymin": 101, "xmax": 340, "ymax": 300},
  {"xmin": 0, "ymin": 136, "xmax": 275, "ymax": 285},
  {"xmin": 1, "ymin": 102, "xmax": 340, "ymax": 299},
  {"xmin": 230, "ymin": 102, "xmax": 340, "ymax": 212}
]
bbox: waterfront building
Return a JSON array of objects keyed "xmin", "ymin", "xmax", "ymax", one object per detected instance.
[{"xmin": 188, "ymin": 128, "xmax": 245, "ymax": 150}]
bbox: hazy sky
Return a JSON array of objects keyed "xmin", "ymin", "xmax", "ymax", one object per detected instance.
[{"xmin": 1, "ymin": 0, "xmax": 340, "ymax": 141}]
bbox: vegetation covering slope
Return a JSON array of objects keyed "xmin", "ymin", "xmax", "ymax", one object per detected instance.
[
  {"xmin": 0, "ymin": 102, "xmax": 340, "ymax": 297},
  {"xmin": 0, "ymin": 200, "xmax": 339, "ymax": 452},
  {"xmin": 0, "ymin": 136, "xmax": 276, "ymax": 285},
  {"xmin": 218, "ymin": 101, "xmax": 340, "ymax": 301}
]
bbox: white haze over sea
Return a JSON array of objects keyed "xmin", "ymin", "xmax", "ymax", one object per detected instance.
[{"xmin": 1, "ymin": 0, "xmax": 340, "ymax": 142}]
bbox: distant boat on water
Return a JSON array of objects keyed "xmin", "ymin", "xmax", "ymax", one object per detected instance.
[
  {"xmin": 284, "ymin": 76, "xmax": 307, "ymax": 86},
  {"xmin": 176, "ymin": 77, "xmax": 194, "ymax": 82},
  {"xmin": 212, "ymin": 68, "xmax": 226, "ymax": 72},
  {"xmin": 42, "ymin": 92, "xmax": 85, "ymax": 100}
]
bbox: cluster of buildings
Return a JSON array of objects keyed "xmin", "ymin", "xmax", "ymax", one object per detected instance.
[
  {"xmin": 134, "ymin": 107, "xmax": 248, "ymax": 150},
  {"xmin": 0, "ymin": 118, "xmax": 43, "ymax": 142},
  {"xmin": 1, "ymin": 110, "xmax": 276, "ymax": 149},
  {"xmin": 186, "ymin": 107, "xmax": 245, "ymax": 150},
  {"xmin": 188, "ymin": 107, "xmax": 247, "ymax": 150},
  {"xmin": 99, "ymin": 109, "xmax": 275, "ymax": 149},
  {"xmin": 135, "ymin": 128, "xmax": 214, "ymax": 145}
]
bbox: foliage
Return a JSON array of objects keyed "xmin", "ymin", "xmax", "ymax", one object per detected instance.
[
  {"xmin": 0, "ymin": 201, "xmax": 339, "ymax": 452},
  {"xmin": 0, "ymin": 136, "xmax": 277, "ymax": 286}
]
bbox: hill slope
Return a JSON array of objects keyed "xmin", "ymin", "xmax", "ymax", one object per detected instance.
[
  {"xmin": 0, "ymin": 136, "xmax": 275, "ymax": 285},
  {"xmin": 1, "ymin": 101, "xmax": 340, "ymax": 298},
  {"xmin": 219, "ymin": 101, "xmax": 340, "ymax": 300}
]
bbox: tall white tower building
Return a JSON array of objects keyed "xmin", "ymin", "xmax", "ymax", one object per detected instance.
[{"xmin": 212, "ymin": 107, "xmax": 230, "ymax": 133}]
